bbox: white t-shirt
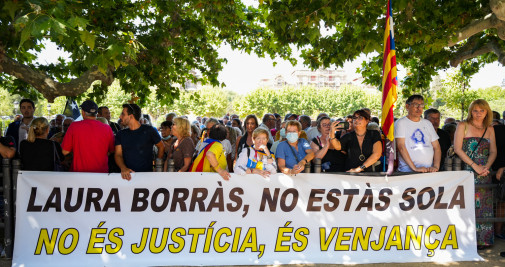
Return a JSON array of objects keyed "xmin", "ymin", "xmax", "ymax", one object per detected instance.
[
  {"xmin": 394, "ymin": 116, "xmax": 439, "ymax": 172},
  {"xmin": 221, "ymin": 139, "xmax": 233, "ymax": 157}
]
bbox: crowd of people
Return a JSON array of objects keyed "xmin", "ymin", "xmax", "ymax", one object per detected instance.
[{"xmin": 1, "ymin": 95, "xmax": 505, "ymax": 251}]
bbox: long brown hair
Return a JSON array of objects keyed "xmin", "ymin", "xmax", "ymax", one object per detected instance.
[{"xmin": 466, "ymin": 99, "xmax": 493, "ymax": 128}]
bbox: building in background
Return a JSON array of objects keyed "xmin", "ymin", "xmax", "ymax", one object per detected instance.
[
  {"xmin": 258, "ymin": 68, "xmax": 375, "ymax": 91},
  {"xmin": 291, "ymin": 68, "xmax": 347, "ymax": 89}
]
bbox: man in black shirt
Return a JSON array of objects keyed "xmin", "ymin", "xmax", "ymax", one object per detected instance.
[
  {"xmin": 424, "ymin": 108, "xmax": 451, "ymax": 171},
  {"xmin": 115, "ymin": 104, "xmax": 164, "ymax": 180}
]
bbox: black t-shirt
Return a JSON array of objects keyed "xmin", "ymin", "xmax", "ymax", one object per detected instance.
[
  {"xmin": 340, "ymin": 130, "xmax": 381, "ymax": 172},
  {"xmin": 20, "ymin": 138, "xmax": 64, "ymax": 171},
  {"xmin": 115, "ymin": 125, "xmax": 161, "ymax": 172},
  {"xmin": 312, "ymin": 136, "xmax": 346, "ymax": 172},
  {"xmin": 493, "ymin": 124, "xmax": 505, "ymax": 171},
  {"xmin": 437, "ymin": 128, "xmax": 451, "ymax": 171}
]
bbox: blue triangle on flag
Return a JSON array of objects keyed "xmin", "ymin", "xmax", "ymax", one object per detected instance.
[{"xmin": 62, "ymin": 98, "xmax": 82, "ymax": 120}]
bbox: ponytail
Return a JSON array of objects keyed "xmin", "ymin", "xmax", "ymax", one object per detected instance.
[
  {"xmin": 27, "ymin": 117, "xmax": 50, "ymax": 142},
  {"xmin": 27, "ymin": 126, "xmax": 36, "ymax": 143}
]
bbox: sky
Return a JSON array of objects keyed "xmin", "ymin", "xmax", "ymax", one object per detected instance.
[
  {"xmin": 37, "ymin": 40, "xmax": 505, "ymax": 97},
  {"xmin": 217, "ymin": 43, "xmax": 505, "ymax": 95}
]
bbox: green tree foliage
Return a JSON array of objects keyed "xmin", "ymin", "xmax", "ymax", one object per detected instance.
[
  {"xmin": 476, "ymin": 86, "xmax": 505, "ymax": 113},
  {"xmin": 0, "ymin": 0, "xmax": 290, "ymax": 103},
  {"xmin": 435, "ymin": 68, "xmax": 477, "ymax": 120},
  {"xmin": 258, "ymin": 0, "xmax": 505, "ymax": 97},
  {"xmin": 3, "ymin": 0, "xmax": 505, "ymax": 106},
  {"xmin": 431, "ymin": 64, "xmax": 505, "ymax": 120},
  {"xmin": 233, "ymin": 85, "xmax": 382, "ymax": 118}
]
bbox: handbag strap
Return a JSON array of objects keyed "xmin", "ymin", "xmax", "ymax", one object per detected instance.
[
  {"xmin": 469, "ymin": 126, "xmax": 488, "ymax": 159},
  {"xmin": 287, "ymin": 141, "xmax": 301, "ymax": 163},
  {"xmin": 52, "ymin": 141, "xmax": 61, "ymax": 162}
]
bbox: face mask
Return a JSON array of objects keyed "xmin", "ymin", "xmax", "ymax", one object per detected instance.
[
  {"xmin": 280, "ymin": 128, "xmax": 286, "ymax": 138},
  {"xmin": 162, "ymin": 135, "xmax": 171, "ymax": 141},
  {"xmin": 286, "ymin": 132, "xmax": 298, "ymax": 143}
]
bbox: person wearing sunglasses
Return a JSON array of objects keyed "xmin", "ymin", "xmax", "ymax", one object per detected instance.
[{"xmin": 330, "ymin": 109, "xmax": 382, "ymax": 172}]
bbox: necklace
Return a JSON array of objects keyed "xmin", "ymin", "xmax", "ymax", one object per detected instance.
[
  {"xmin": 356, "ymin": 131, "xmax": 366, "ymax": 137},
  {"xmin": 355, "ymin": 132, "xmax": 366, "ymax": 161},
  {"xmin": 471, "ymin": 121, "xmax": 484, "ymax": 130}
]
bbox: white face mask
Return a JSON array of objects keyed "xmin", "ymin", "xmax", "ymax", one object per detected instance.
[
  {"xmin": 280, "ymin": 128, "xmax": 286, "ymax": 138},
  {"xmin": 286, "ymin": 132, "xmax": 298, "ymax": 143}
]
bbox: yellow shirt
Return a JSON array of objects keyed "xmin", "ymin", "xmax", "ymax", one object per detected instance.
[{"xmin": 190, "ymin": 141, "xmax": 227, "ymax": 172}]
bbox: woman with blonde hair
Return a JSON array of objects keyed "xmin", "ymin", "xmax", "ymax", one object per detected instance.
[
  {"xmin": 20, "ymin": 117, "xmax": 65, "ymax": 171},
  {"xmin": 166, "ymin": 117, "xmax": 195, "ymax": 172},
  {"xmin": 454, "ymin": 99, "xmax": 497, "ymax": 249}
]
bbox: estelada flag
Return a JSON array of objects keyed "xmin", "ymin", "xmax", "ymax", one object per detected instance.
[
  {"xmin": 62, "ymin": 97, "xmax": 82, "ymax": 121},
  {"xmin": 381, "ymin": 0, "xmax": 398, "ymax": 142}
]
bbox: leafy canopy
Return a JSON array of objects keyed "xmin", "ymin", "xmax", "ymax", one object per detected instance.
[
  {"xmin": 0, "ymin": 0, "xmax": 290, "ymax": 103},
  {"xmin": 2, "ymin": 0, "xmax": 505, "ymax": 104}
]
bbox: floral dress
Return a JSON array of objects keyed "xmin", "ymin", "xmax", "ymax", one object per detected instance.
[{"xmin": 462, "ymin": 137, "xmax": 493, "ymax": 246}]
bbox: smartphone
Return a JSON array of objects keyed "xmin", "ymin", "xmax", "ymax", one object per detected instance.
[{"xmin": 336, "ymin": 121, "xmax": 349, "ymax": 130}]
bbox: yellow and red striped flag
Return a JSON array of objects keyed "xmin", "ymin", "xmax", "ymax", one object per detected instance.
[{"xmin": 381, "ymin": 0, "xmax": 398, "ymax": 142}]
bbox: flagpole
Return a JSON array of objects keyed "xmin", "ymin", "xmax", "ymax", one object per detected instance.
[{"xmin": 381, "ymin": 0, "xmax": 398, "ymax": 176}]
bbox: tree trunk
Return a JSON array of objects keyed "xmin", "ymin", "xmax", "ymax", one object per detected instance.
[
  {"xmin": 0, "ymin": 53, "xmax": 114, "ymax": 102},
  {"xmin": 461, "ymin": 83, "xmax": 466, "ymax": 121}
]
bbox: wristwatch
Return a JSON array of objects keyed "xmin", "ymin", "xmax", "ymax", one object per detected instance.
[{"xmin": 360, "ymin": 164, "xmax": 366, "ymax": 170}]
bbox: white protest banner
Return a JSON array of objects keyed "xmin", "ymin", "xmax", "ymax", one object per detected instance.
[{"xmin": 13, "ymin": 171, "xmax": 482, "ymax": 266}]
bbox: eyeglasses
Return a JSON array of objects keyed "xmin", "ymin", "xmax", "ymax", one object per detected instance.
[
  {"xmin": 408, "ymin": 103, "xmax": 425, "ymax": 109},
  {"xmin": 352, "ymin": 116, "xmax": 365, "ymax": 121},
  {"xmin": 321, "ymin": 123, "xmax": 331, "ymax": 127}
]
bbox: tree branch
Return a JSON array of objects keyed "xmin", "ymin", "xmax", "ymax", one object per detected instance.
[
  {"xmin": 450, "ymin": 44, "xmax": 493, "ymax": 67},
  {"xmin": 491, "ymin": 0, "xmax": 505, "ymax": 21},
  {"xmin": 450, "ymin": 39, "xmax": 505, "ymax": 67},
  {"xmin": 0, "ymin": 53, "xmax": 114, "ymax": 102},
  {"xmin": 488, "ymin": 39, "xmax": 505, "ymax": 65},
  {"xmin": 448, "ymin": 13, "xmax": 503, "ymax": 47}
]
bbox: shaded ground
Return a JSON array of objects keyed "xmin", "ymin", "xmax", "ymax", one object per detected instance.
[{"xmin": 2, "ymin": 238, "xmax": 505, "ymax": 267}]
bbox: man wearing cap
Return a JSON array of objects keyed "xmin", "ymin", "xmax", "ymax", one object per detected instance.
[
  {"xmin": 61, "ymin": 100, "xmax": 115, "ymax": 173},
  {"xmin": 115, "ymin": 103, "xmax": 164, "ymax": 180}
]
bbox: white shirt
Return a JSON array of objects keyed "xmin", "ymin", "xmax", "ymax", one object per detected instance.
[
  {"xmin": 221, "ymin": 139, "xmax": 232, "ymax": 157},
  {"xmin": 234, "ymin": 147, "xmax": 277, "ymax": 175},
  {"xmin": 306, "ymin": 127, "xmax": 321, "ymax": 141},
  {"xmin": 18, "ymin": 120, "xmax": 31, "ymax": 150},
  {"xmin": 394, "ymin": 116, "xmax": 439, "ymax": 172}
]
